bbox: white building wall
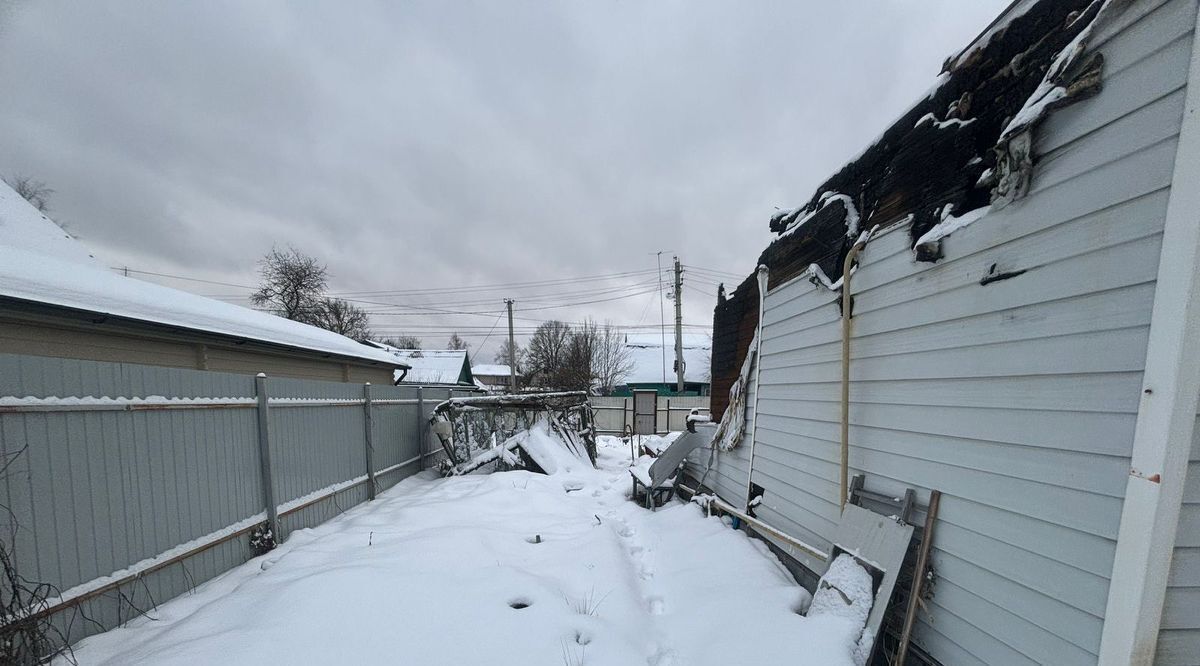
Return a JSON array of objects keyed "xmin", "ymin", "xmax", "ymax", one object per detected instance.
[{"xmin": 729, "ymin": 0, "xmax": 1197, "ymax": 662}]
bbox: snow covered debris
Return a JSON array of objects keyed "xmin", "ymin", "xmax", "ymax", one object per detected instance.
[
  {"xmin": 912, "ymin": 204, "xmax": 991, "ymax": 260},
  {"xmin": 65, "ymin": 434, "xmax": 865, "ymax": 666},
  {"xmin": 913, "ymin": 112, "xmax": 975, "ymax": 130},
  {"xmin": 775, "ymin": 192, "xmax": 861, "ymax": 240},
  {"xmin": 808, "ymin": 553, "xmax": 877, "ymax": 666}
]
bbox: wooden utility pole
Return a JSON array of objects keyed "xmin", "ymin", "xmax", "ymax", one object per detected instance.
[
  {"xmin": 505, "ymin": 298, "xmax": 516, "ymax": 392},
  {"xmin": 674, "ymin": 256, "xmax": 684, "ymax": 392}
]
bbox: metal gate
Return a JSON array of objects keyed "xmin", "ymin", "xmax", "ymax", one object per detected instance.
[{"xmin": 632, "ymin": 389, "xmax": 657, "ymax": 435}]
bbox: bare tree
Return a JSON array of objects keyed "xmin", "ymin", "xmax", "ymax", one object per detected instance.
[
  {"xmin": 315, "ymin": 298, "xmax": 372, "ymax": 339},
  {"xmin": 384, "ymin": 334, "xmax": 423, "ymax": 349},
  {"xmin": 525, "ymin": 320, "xmax": 572, "ymax": 388},
  {"xmin": 3, "ymin": 174, "xmax": 54, "ymax": 213},
  {"xmin": 250, "ymin": 246, "xmax": 327, "ymax": 324},
  {"xmin": 592, "ymin": 321, "xmax": 634, "ymax": 395},
  {"xmin": 446, "ymin": 333, "xmax": 469, "ymax": 353},
  {"xmin": 494, "ymin": 339, "xmax": 524, "ymax": 370},
  {"xmin": 561, "ymin": 319, "xmax": 599, "ymax": 391}
]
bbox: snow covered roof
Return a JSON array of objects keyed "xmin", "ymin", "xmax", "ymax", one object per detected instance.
[
  {"xmin": 389, "ymin": 349, "xmax": 474, "ymax": 386},
  {"xmin": 624, "ymin": 335, "xmax": 711, "ymax": 385},
  {"xmin": 0, "ymin": 182, "xmax": 405, "ymax": 368},
  {"xmin": 471, "ymin": 364, "xmax": 511, "ymax": 378}
]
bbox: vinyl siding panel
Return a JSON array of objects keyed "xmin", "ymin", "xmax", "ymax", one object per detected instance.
[
  {"xmin": 685, "ymin": 358, "xmax": 753, "ymax": 509},
  {"xmin": 1157, "ymin": 416, "xmax": 1200, "ymax": 664},
  {"xmin": 725, "ymin": 1, "xmax": 1196, "ymax": 662}
]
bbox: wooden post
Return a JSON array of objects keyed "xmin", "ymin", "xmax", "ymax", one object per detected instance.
[
  {"xmin": 254, "ymin": 373, "xmax": 280, "ymax": 540},
  {"xmin": 896, "ymin": 490, "xmax": 941, "ymax": 665},
  {"xmin": 363, "ymin": 383, "xmax": 376, "ymax": 500}
]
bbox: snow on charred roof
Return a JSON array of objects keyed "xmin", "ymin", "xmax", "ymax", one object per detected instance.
[
  {"xmin": 711, "ymin": 0, "xmax": 1116, "ymax": 417},
  {"xmin": 0, "ymin": 181, "xmax": 405, "ymax": 368}
]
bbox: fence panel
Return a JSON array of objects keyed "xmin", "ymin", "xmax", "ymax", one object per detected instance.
[
  {"xmin": 371, "ymin": 384, "xmax": 425, "ymax": 492},
  {"xmin": 0, "ymin": 354, "xmax": 263, "ymax": 648},
  {"xmin": 590, "ymin": 395, "xmax": 710, "ymax": 435},
  {"xmin": 0, "ymin": 352, "xmax": 485, "ymax": 655}
]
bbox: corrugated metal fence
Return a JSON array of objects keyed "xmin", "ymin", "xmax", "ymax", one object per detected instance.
[
  {"xmin": 590, "ymin": 395, "xmax": 710, "ymax": 434},
  {"xmin": 0, "ymin": 353, "xmax": 476, "ymax": 653}
]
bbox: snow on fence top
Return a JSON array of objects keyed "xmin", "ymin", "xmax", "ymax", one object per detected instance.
[{"xmin": 0, "ymin": 181, "xmax": 404, "ymax": 368}]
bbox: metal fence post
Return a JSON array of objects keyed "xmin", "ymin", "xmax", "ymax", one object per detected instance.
[
  {"xmin": 622, "ymin": 398, "xmax": 628, "ymax": 434},
  {"xmin": 416, "ymin": 386, "xmax": 425, "ymax": 470},
  {"xmin": 666, "ymin": 397, "xmax": 672, "ymax": 434},
  {"xmin": 363, "ymin": 382, "xmax": 376, "ymax": 500},
  {"xmin": 254, "ymin": 373, "xmax": 280, "ymax": 539}
]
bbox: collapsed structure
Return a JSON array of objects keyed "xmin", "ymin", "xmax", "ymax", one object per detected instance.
[
  {"xmin": 429, "ymin": 391, "xmax": 597, "ymax": 475},
  {"xmin": 700, "ymin": 0, "xmax": 1200, "ymax": 663}
]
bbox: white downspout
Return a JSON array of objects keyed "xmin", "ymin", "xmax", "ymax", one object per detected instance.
[
  {"xmin": 743, "ymin": 264, "xmax": 769, "ymax": 511},
  {"xmin": 1098, "ymin": 6, "xmax": 1200, "ymax": 662}
]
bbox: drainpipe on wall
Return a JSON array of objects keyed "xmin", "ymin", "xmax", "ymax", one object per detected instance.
[
  {"xmin": 840, "ymin": 236, "xmax": 870, "ymax": 510},
  {"xmin": 743, "ymin": 264, "xmax": 769, "ymax": 511}
]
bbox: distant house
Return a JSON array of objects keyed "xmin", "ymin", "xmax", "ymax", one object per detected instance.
[
  {"xmin": 0, "ymin": 182, "xmax": 406, "ymax": 384},
  {"xmin": 471, "ymin": 364, "xmax": 513, "ymax": 392},
  {"xmin": 613, "ymin": 333, "xmax": 710, "ymax": 396},
  {"xmin": 363, "ymin": 342, "xmax": 476, "ymax": 388}
]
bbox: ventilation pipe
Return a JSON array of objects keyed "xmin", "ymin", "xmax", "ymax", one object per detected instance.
[
  {"xmin": 742, "ymin": 264, "xmax": 770, "ymax": 511},
  {"xmin": 840, "ymin": 236, "xmax": 870, "ymax": 509}
]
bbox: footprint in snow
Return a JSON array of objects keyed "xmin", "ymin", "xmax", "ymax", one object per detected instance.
[{"xmin": 647, "ymin": 596, "xmax": 665, "ymax": 615}]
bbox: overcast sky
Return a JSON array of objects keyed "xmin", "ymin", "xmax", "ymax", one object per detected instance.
[{"xmin": 0, "ymin": 0, "xmax": 1008, "ymax": 360}]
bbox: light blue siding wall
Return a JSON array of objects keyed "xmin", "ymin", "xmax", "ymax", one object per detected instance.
[
  {"xmin": 685, "ymin": 358, "xmax": 754, "ymax": 509},
  {"xmin": 1158, "ymin": 414, "xmax": 1200, "ymax": 664},
  {"xmin": 721, "ymin": 0, "xmax": 1196, "ymax": 663},
  {"xmin": 0, "ymin": 353, "xmax": 463, "ymax": 652}
]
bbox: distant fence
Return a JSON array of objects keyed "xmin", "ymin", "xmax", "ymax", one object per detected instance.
[
  {"xmin": 590, "ymin": 395, "xmax": 710, "ymax": 435},
  {"xmin": 0, "ymin": 353, "xmax": 476, "ymax": 657}
]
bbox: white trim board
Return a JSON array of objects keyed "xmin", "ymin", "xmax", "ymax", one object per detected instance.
[{"xmin": 1099, "ymin": 4, "xmax": 1200, "ymax": 663}]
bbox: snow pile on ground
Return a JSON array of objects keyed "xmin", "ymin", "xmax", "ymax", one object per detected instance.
[{"xmin": 65, "ymin": 435, "xmax": 864, "ymax": 666}]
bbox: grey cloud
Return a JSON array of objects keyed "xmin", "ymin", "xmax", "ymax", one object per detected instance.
[{"xmin": 0, "ymin": 0, "xmax": 1010, "ymax": 354}]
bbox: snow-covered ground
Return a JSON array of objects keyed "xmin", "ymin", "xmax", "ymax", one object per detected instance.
[{"xmin": 65, "ymin": 432, "xmax": 865, "ymax": 665}]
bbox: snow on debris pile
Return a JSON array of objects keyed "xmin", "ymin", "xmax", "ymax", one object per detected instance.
[
  {"xmin": 0, "ymin": 182, "xmax": 403, "ymax": 367},
  {"xmin": 513, "ymin": 418, "xmax": 589, "ymax": 476},
  {"xmin": 808, "ymin": 553, "xmax": 877, "ymax": 666},
  {"xmin": 67, "ymin": 434, "xmax": 865, "ymax": 666}
]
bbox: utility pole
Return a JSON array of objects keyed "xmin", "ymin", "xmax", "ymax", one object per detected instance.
[
  {"xmin": 673, "ymin": 256, "xmax": 684, "ymax": 393},
  {"xmin": 504, "ymin": 299, "xmax": 516, "ymax": 393},
  {"xmin": 657, "ymin": 251, "xmax": 667, "ymax": 386}
]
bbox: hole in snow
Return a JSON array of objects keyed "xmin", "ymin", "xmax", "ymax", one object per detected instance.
[
  {"xmin": 574, "ymin": 630, "xmax": 591, "ymax": 646},
  {"xmin": 525, "ymin": 534, "xmax": 543, "ymax": 544},
  {"xmin": 508, "ymin": 598, "xmax": 532, "ymax": 609}
]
